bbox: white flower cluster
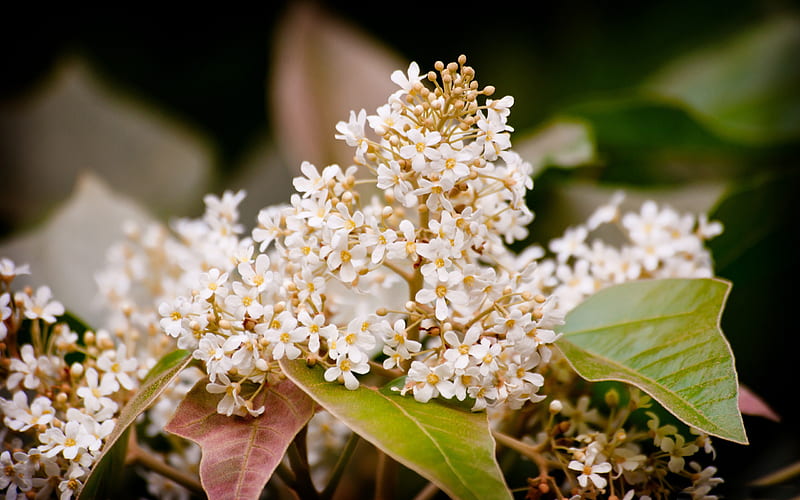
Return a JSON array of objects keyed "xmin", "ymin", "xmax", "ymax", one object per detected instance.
[
  {"xmin": 556, "ymin": 406, "xmax": 722, "ymax": 498},
  {"xmin": 517, "ymin": 192, "xmax": 723, "ymax": 314},
  {"xmin": 0, "ymin": 258, "xmax": 141, "ymax": 500},
  {"xmin": 155, "ymin": 56, "xmax": 563, "ymax": 416}
]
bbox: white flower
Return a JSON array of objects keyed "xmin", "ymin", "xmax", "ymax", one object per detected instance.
[
  {"xmin": 406, "ymin": 361, "xmax": 455, "ymax": 403},
  {"xmin": 76, "ymin": 368, "xmax": 120, "ymax": 413},
  {"xmin": 0, "ymin": 450, "xmax": 33, "ymax": 495},
  {"xmin": 386, "ymin": 219, "xmax": 419, "ymax": 260},
  {"xmin": 645, "ymin": 411, "xmax": 678, "ymax": 447},
  {"xmin": 684, "ymin": 461, "xmax": 724, "ymax": 498},
  {"xmin": 58, "ymin": 463, "xmax": 87, "ymax": 500},
  {"xmin": 203, "ymin": 190, "xmax": 246, "ymax": 231},
  {"xmin": 263, "ymin": 313, "xmax": 304, "ymax": 361},
  {"xmin": 67, "ymin": 408, "xmax": 113, "ymax": 451},
  {"xmin": 430, "ymin": 143, "xmax": 473, "ymax": 183},
  {"xmin": 7, "ymin": 344, "xmax": 55, "ymax": 390},
  {"xmin": 327, "ymin": 203, "xmax": 365, "ymax": 239},
  {"xmin": 196, "ymin": 268, "xmax": 229, "ymax": 300},
  {"xmin": 159, "ymin": 297, "xmax": 191, "ymax": 339},
  {"xmin": 587, "ymin": 191, "xmax": 625, "ymax": 230},
  {"xmin": 0, "ymin": 258, "xmax": 30, "ymax": 282},
  {"xmin": 194, "ymin": 333, "xmax": 232, "ymax": 381},
  {"xmin": 697, "ymin": 214, "xmax": 723, "ymax": 240},
  {"xmin": 206, "ymin": 374, "xmax": 246, "ymax": 417},
  {"xmin": 359, "ymin": 226, "xmax": 398, "ymax": 265},
  {"xmin": 334, "ymin": 109, "xmax": 369, "ymax": 158},
  {"xmin": 660, "ymin": 434, "xmax": 699, "ymax": 473},
  {"xmin": 293, "ymin": 161, "xmax": 336, "ymax": 198},
  {"xmin": 417, "ymin": 238, "xmax": 456, "ymax": 281},
  {"xmin": 443, "ymin": 326, "xmax": 481, "ymax": 370},
  {"xmin": 41, "ymin": 420, "xmax": 94, "ymax": 460},
  {"xmin": 568, "ymin": 456, "xmax": 612, "ymax": 489},
  {"xmin": 399, "ymin": 129, "xmax": 442, "ymax": 172},
  {"xmin": 294, "ymin": 269, "xmax": 325, "ymax": 310},
  {"xmin": 469, "ymin": 337, "xmax": 502, "ymax": 377},
  {"xmin": 390, "ymin": 61, "xmax": 423, "ymax": 93},
  {"xmin": 18, "ymin": 286, "xmax": 64, "ymax": 324},
  {"xmin": 0, "ymin": 292, "xmax": 11, "ymax": 340},
  {"xmin": 295, "ymin": 310, "xmax": 336, "ymax": 354},
  {"xmin": 415, "ymin": 275, "xmax": 468, "ymax": 321},
  {"xmin": 376, "ymin": 161, "xmax": 413, "ymax": 205},
  {"xmin": 475, "ymin": 112, "xmax": 512, "ymax": 160},
  {"xmin": 96, "ymin": 344, "xmax": 138, "ymax": 390},
  {"xmin": 322, "ymin": 234, "xmax": 367, "ymax": 284},
  {"xmin": 1, "ymin": 392, "xmax": 54, "ymax": 431},
  {"xmin": 549, "ymin": 226, "xmax": 589, "ymax": 263},
  {"xmin": 368, "ymin": 103, "xmax": 409, "ymax": 135},
  {"xmin": 252, "ymin": 205, "xmax": 285, "ymax": 251},
  {"xmin": 225, "ymin": 281, "xmax": 263, "ymax": 320},
  {"xmin": 382, "ymin": 319, "xmax": 420, "ymax": 369},
  {"xmin": 324, "ymin": 356, "xmax": 369, "ymax": 390}
]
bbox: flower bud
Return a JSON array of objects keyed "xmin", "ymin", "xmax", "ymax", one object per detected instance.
[{"xmin": 605, "ymin": 388, "xmax": 620, "ymax": 408}]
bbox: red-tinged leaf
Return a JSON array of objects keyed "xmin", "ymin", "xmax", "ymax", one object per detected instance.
[
  {"xmin": 739, "ymin": 384, "xmax": 780, "ymax": 422},
  {"xmin": 165, "ymin": 378, "xmax": 316, "ymax": 500},
  {"xmin": 269, "ymin": 2, "xmax": 403, "ymax": 172}
]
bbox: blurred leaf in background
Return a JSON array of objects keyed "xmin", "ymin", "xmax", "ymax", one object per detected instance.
[{"xmin": 0, "ymin": 57, "xmax": 213, "ymax": 233}]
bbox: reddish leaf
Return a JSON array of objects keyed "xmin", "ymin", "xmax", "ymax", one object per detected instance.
[
  {"xmin": 739, "ymin": 384, "xmax": 780, "ymax": 422},
  {"xmin": 269, "ymin": 2, "xmax": 402, "ymax": 172},
  {"xmin": 165, "ymin": 378, "xmax": 316, "ymax": 500}
]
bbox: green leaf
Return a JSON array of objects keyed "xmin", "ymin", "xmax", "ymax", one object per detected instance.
[
  {"xmin": 77, "ymin": 427, "xmax": 130, "ymax": 500},
  {"xmin": 644, "ymin": 15, "xmax": 800, "ymax": 144},
  {"xmin": 280, "ymin": 359, "xmax": 512, "ymax": 500},
  {"xmin": 79, "ymin": 349, "xmax": 192, "ymax": 499},
  {"xmin": 564, "ymin": 97, "xmax": 736, "ymax": 152},
  {"xmin": 556, "ymin": 97, "xmax": 748, "ymax": 186},
  {"xmin": 165, "ymin": 378, "xmax": 315, "ymax": 500},
  {"xmin": 555, "ymin": 278, "xmax": 748, "ymax": 444}
]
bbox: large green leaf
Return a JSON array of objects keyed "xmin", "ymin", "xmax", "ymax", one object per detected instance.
[
  {"xmin": 79, "ymin": 349, "xmax": 193, "ymax": 499},
  {"xmin": 555, "ymin": 278, "xmax": 747, "ymax": 444},
  {"xmin": 165, "ymin": 378, "xmax": 315, "ymax": 500},
  {"xmin": 556, "ymin": 97, "xmax": 748, "ymax": 187},
  {"xmin": 280, "ymin": 359, "xmax": 512, "ymax": 500},
  {"xmin": 644, "ymin": 15, "xmax": 800, "ymax": 144}
]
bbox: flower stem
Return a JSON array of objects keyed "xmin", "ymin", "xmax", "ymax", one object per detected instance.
[
  {"xmin": 321, "ymin": 432, "xmax": 360, "ymax": 500},
  {"xmin": 368, "ymin": 360, "xmax": 403, "ymax": 380},
  {"xmin": 374, "ymin": 451, "xmax": 397, "ymax": 500},
  {"xmin": 412, "ymin": 482, "xmax": 439, "ymax": 500},
  {"xmin": 287, "ymin": 431, "xmax": 320, "ymax": 500},
  {"xmin": 126, "ymin": 433, "xmax": 203, "ymax": 495}
]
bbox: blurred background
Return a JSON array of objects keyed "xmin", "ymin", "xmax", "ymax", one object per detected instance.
[{"xmin": 1, "ymin": 1, "xmax": 798, "ymax": 497}]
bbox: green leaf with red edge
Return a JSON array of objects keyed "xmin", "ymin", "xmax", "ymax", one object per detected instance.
[
  {"xmin": 79, "ymin": 349, "xmax": 192, "ymax": 500},
  {"xmin": 164, "ymin": 377, "xmax": 316, "ymax": 500},
  {"xmin": 280, "ymin": 358, "xmax": 512, "ymax": 500},
  {"xmin": 555, "ymin": 278, "xmax": 748, "ymax": 444}
]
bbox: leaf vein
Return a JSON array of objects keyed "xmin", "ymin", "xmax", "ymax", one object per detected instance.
[{"xmin": 377, "ymin": 391, "xmax": 480, "ymax": 500}]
